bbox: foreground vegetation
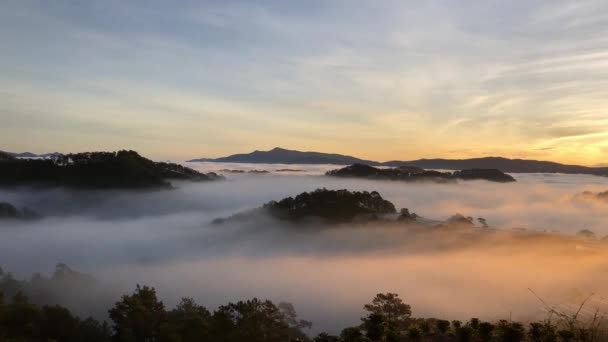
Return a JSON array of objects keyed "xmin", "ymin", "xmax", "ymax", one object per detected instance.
[{"xmin": 0, "ymin": 265, "xmax": 605, "ymax": 342}]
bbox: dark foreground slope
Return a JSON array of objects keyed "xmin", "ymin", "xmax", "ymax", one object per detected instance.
[
  {"xmin": 326, "ymin": 164, "xmax": 516, "ymax": 183},
  {"xmin": 0, "ymin": 150, "xmax": 222, "ymax": 189},
  {"xmin": 5, "ymin": 266, "xmax": 604, "ymax": 342}
]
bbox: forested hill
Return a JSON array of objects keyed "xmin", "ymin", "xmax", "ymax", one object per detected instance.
[
  {"xmin": 326, "ymin": 164, "xmax": 516, "ymax": 183},
  {"xmin": 0, "ymin": 150, "xmax": 222, "ymax": 189}
]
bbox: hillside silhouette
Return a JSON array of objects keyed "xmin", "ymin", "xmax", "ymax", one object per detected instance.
[
  {"xmin": 326, "ymin": 164, "xmax": 516, "ymax": 183},
  {"xmin": 0, "ymin": 150, "xmax": 222, "ymax": 189},
  {"xmin": 189, "ymin": 148, "xmax": 608, "ymax": 176}
]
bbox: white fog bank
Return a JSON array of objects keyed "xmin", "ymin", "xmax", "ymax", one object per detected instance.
[{"xmin": 1, "ymin": 165, "xmax": 608, "ymax": 333}]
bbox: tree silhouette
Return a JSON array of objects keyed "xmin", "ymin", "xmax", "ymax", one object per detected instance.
[
  {"xmin": 361, "ymin": 312, "xmax": 383, "ymax": 341},
  {"xmin": 436, "ymin": 319, "xmax": 450, "ymax": 334},
  {"xmin": 363, "ymin": 293, "xmax": 411, "ymax": 329},
  {"xmin": 2, "ymin": 266, "xmax": 607, "ymax": 342},
  {"xmin": 313, "ymin": 332, "xmax": 339, "ymax": 342},
  {"xmin": 279, "ymin": 301, "xmax": 312, "ymax": 341},
  {"xmin": 340, "ymin": 326, "xmax": 366, "ymax": 342},
  {"xmin": 161, "ymin": 297, "xmax": 211, "ymax": 341},
  {"xmin": 212, "ymin": 298, "xmax": 290, "ymax": 342},
  {"xmin": 108, "ymin": 285, "xmax": 167, "ymax": 342}
]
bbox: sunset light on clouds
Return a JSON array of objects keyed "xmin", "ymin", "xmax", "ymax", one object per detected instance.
[{"xmin": 1, "ymin": 1, "xmax": 607, "ymax": 164}]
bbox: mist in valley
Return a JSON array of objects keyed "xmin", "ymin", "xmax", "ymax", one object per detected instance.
[{"xmin": 2, "ymin": 163, "xmax": 608, "ymax": 334}]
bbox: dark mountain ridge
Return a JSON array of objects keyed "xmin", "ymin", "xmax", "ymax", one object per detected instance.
[
  {"xmin": 0, "ymin": 150, "xmax": 222, "ymax": 189},
  {"xmin": 188, "ymin": 147, "xmax": 379, "ymax": 165},
  {"xmin": 327, "ymin": 164, "xmax": 516, "ymax": 183},
  {"xmin": 189, "ymin": 148, "xmax": 608, "ymax": 176},
  {"xmin": 383, "ymin": 156, "xmax": 608, "ymax": 175}
]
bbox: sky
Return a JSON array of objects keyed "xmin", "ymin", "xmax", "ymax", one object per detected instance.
[{"xmin": 1, "ymin": 1, "xmax": 608, "ymax": 164}]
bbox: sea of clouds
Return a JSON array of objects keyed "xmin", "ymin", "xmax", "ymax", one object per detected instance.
[{"xmin": 1, "ymin": 162, "xmax": 608, "ymax": 333}]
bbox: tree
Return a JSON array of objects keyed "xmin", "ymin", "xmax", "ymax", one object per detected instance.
[
  {"xmin": 557, "ymin": 329, "xmax": 575, "ymax": 342},
  {"xmin": 407, "ymin": 326, "xmax": 422, "ymax": 342},
  {"xmin": 417, "ymin": 319, "xmax": 431, "ymax": 336},
  {"xmin": 435, "ymin": 319, "xmax": 450, "ymax": 334},
  {"xmin": 108, "ymin": 285, "xmax": 167, "ymax": 342},
  {"xmin": 212, "ymin": 298, "xmax": 290, "ymax": 342},
  {"xmin": 363, "ymin": 293, "xmax": 411, "ymax": 328},
  {"xmin": 313, "ymin": 332, "xmax": 339, "ymax": 342},
  {"xmin": 496, "ymin": 320, "xmax": 525, "ymax": 342},
  {"xmin": 362, "ymin": 312, "xmax": 385, "ymax": 341},
  {"xmin": 385, "ymin": 328, "xmax": 400, "ymax": 342},
  {"xmin": 0, "ymin": 292, "xmax": 44, "ymax": 340},
  {"xmin": 528, "ymin": 322, "xmax": 556, "ymax": 342},
  {"xmin": 278, "ymin": 302, "xmax": 312, "ymax": 341},
  {"xmin": 468, "ymin": 318, "xmax": 480, "ymax": 331},
  {"xmin": 454, "ymin": 325, "xmax": 473, "ymax": 342},
  {"xmin": 340, "ymin": 326, "xmax": 364, "ymax": 342},
  {"xmin": 161, "ymin": 297, "xmax": 211, "ymax": 341},
  {"xmin": 478, "ymin": 322, "xmax": 495, "ymax": 341},
  {"xmin": 40, "ymin": 305, "xmax": 79, "ymax": 341},
  {"xmin": 362, "ymin": 293, "xmax": 412, "ymax": 341},
  {"xmin": 77, "ymin": 317, "xmax": 112, "ymax": 342}
]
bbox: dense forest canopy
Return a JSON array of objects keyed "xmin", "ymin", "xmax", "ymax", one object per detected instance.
[
  {"xmin": 0, "ymin": 150, "xmax": 222, "ymax": 189},
  {"xmin": 263, "ymin": 189, "xmax": 397, "ymax": 222}
]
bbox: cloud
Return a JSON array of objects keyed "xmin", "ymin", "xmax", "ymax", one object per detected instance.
[
  {"xmin": 545, "ymin": 126, "xmax": 605, "ymax": 139},
  {"xmin": 2, "ymin": 170, "xmax": 608, "ymax": 333},
  {"xmin": 2, "ymin": 1, "xmax": 608, "ymax": 163}
]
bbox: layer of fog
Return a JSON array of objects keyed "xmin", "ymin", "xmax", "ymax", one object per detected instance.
[{"xmin": 2, "ymin": 163, "xmax": 608, "ymax": 333}]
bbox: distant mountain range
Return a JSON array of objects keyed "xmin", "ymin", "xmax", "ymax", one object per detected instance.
[
  {"xmin": 382, "ymin": 157, "xmax": 608, "ymax": 175},
  {"xmin": 189, "ymin": 147, "xmax": 378, "ymax": 165},
  {"xmin": 189, "ymin": 147, "xmax": 608, "ymax": 176}
]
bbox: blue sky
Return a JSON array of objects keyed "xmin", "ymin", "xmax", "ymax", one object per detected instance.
[{"xmin": 1, "ymin": 1, "xmax": 608, "ymax": 164}]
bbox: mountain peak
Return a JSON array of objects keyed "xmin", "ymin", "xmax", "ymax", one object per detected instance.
[
  {"xmin": 188, "ymin": 147, "xmax": 379, "ymax": 165},
  {"xmin": 187, "ymin": 148, "xmax": 608, "ymax": 176},
  {"xmin": 270, "ymin": 147, "xmax": 288, "ymax": 152}
]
